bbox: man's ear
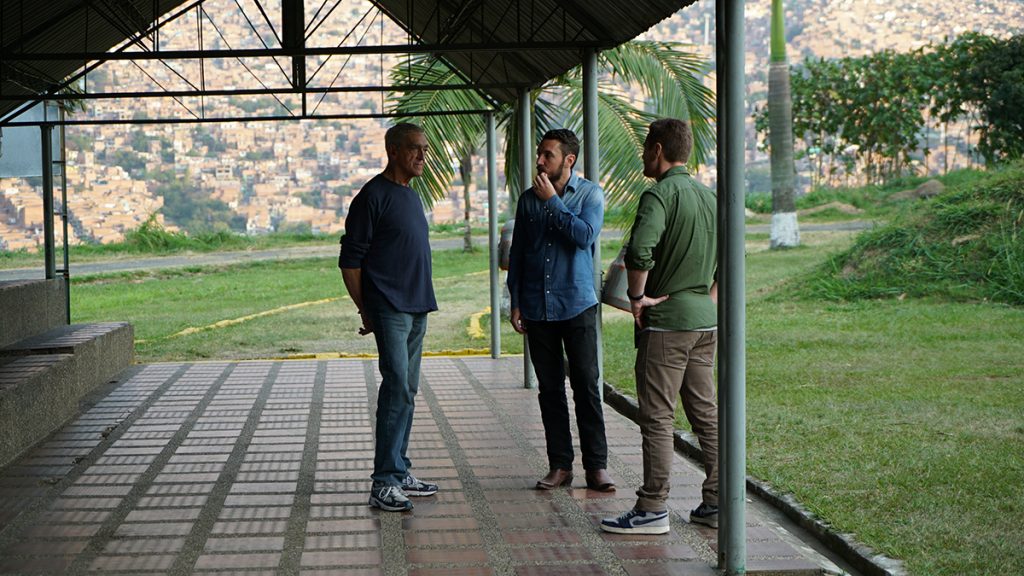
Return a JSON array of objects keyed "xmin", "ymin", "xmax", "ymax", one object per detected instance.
[{"xmin": 566, "ymin": 153, "xmax": 577, "ymax": 169}]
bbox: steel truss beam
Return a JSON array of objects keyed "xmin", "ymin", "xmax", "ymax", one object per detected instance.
[
  {"xmin": 3, "ymin": 0, "xmax": 612, "ymax": 127},
  {"xmin": 4, "ymin": 0, "xmax": 608, "ymax": 127},
  {"xmin": 1, "ymin": 41, "xmax": 613, "ymax": 63},
  {"xmin": 2, "ymin": 107, "xmax": 493, "ymax": 127},
  {"xmin": 0, "ymin": 82, "xmax": 526, "ymax": 102},
  {"xmin": 1, "ymin": 0, "xmax": 208, "ymax": 124}
]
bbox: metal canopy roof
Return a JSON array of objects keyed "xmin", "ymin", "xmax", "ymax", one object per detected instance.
[
  {"xmin": 0, "ymin": 0, "xmax": 697, "ymax": 125},
  {"xmin": 1, "ymin": 0, "xmax": 194, "ymax": 122},
  {"xmin": 372, "ymin": 0, "xmax": 697, "ymax": 103}
]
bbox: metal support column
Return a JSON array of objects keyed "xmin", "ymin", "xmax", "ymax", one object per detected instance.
[
  {"xmin": 58, "ymin": 122, "xmax": 71, "ymax": 322},
  {"xmin": 716, "ymin": 0, "xmax": 748, "ymax": 573},
  {"xmin": 487, "ymin": 111, "xmax": 501, "ymax": 358},
  {"xmin": 283, "ymin": 0, "xmax": 307, "ymax": 115},
  {"xmin": 518, "ymin": 87, "xmax": 536, "ymax": 389},
  {"xmin": 582, "ymin": 48, "xmax": 604, "ymax": 396},
  {"xmin": 41, "ymin": 124, "xmax": 56, "ymax": 280}
]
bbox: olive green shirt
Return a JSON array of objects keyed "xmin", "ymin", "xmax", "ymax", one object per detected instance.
[{"xmin": 624, "ymin": 165, "xmax": 717, "ymax": 331}]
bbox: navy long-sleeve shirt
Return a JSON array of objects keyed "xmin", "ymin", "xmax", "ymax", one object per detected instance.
[
  {"xmin": 338, "ymin": 174, "xmax": 437, "ymax": 314},
  {"xmin": 507, "ymin": 172, "xmax": 604, "ymax": 321}
]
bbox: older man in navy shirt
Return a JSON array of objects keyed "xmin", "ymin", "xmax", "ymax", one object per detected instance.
[
  {"xmin": 507, "ymin": 128, "xmax": 615, "ymax": 492},
  {"xmin": 339, "ymin": 123, "xmax": 438, "ymax": 512}
]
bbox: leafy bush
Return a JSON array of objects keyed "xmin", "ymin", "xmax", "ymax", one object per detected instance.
[
  {"xmin": 65, "ymin": 216, "xmax": 327, "ymax": 256},
  {"xmin": 119, "ymin": 216, "xmax": 248, "ymax": 252},
  {"xmin": 805, "ymin": 163, "xmax": 1024, "ymax": 305},
  {"xmin": 746, "ymin": 192, "xmax": 772, "ymax": 213}
]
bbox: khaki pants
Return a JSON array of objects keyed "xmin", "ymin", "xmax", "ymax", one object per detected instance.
[{"xmin": 634, "ymin": 330, "xmax": 718, "ymax": 512}]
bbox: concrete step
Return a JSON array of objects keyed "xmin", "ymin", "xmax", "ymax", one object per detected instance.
[
  {"xmin": 0, "ymin": 322, "xmax": 133, "ymax": 469},
  {"xmin": 0, "ymin": 322, "xmax": 132, "ymax": 357},
  {"xmin": 0, "ymin": 354, "xmax": 76, "ymax": 469},
  {"xmin": 0, "ymin": 279, "xmax": 67, "ymax": 349}
]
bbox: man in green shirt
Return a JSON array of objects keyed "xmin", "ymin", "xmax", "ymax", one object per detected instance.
[{"xmin": 601, "ymin": 118, "xmax": 719, "ymax": 535}]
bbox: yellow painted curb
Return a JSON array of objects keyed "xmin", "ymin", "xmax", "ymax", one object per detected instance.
[
  {"xmin": 467, "ymin": 306, "xmax": 491, "ymax": 339},
  {"xmin": 263, "ymin": 348, "xmax": 497, "ymax": 361},
  {"xmin": 142, "ymin": 353, "xmax": 525, "ymax": 365},
  {"xmin": 136, "ymin": 297, "xmax": 346, "ymax": 343}
]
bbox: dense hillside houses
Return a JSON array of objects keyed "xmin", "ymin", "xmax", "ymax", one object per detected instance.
[{"xmin": 0, "ymin": 0, "xmax": 1020, "ymax": 250}]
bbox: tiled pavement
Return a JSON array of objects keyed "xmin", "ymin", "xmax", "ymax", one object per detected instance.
[{"xmin": 0, "ymin": 357, "xmax": 829, "ymax": 575}]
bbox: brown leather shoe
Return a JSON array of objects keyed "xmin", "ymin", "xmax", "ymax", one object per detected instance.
[
  {"xmin": 585, "ymin": 469, "xmax": 616, "ymax": 492},
  {"xmin": 535, "ymin": 468, "xmax": 573, "ymax": 490}
]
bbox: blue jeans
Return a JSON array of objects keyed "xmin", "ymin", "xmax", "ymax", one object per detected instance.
[{"xmin": 363, "ymin": 288, "xmax": 428, "ymax": 486}]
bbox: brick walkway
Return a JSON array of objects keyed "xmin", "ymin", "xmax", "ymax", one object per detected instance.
[{"xmin": 0, "ymin": 357, "xmax": 826, "ymax": 575}]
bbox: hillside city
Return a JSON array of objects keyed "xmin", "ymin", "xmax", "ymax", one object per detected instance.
[{"xmin": 1, "ymin": 0, "xmax": 1022, "ymax": 251}]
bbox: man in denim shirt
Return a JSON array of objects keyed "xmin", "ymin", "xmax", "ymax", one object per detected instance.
[{"xmin": 507, "ymin": 128, "xmax": 615, "ymax": 492}]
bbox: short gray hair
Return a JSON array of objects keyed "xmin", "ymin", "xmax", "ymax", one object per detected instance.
[{"xmin": 385, "ymin": 122, "xmax": 425, "ymax": 150}]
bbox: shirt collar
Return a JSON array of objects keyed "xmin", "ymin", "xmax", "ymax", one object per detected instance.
[
  {"xmin": 657, "ymin": 165, "xmax": 690, "ymax": 182},
  {"xmin": 563, "ymin": 171, "xmax": 581, "ymax": 195}
]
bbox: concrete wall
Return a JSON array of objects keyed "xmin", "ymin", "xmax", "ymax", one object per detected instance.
[{"xmin": 0, "ymin": 279, "xmax": 67, "ymax": 348}]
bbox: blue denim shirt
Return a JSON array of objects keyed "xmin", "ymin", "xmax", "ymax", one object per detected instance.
[{"xmin": 507, "ymin": 172, "xmax": 604, "ymax": 321}]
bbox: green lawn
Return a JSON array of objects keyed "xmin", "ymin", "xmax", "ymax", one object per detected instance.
[
  {"xmin": 603, "ymin": 231, "xmax": 1024, "ymax": 576},
  {"xmin": 67, "ymin": 230, "xmax": 1024, "ymax": 575},
  {"xmin": 70, "ymin": 248, "xmax": 523, "ymax": 362}
]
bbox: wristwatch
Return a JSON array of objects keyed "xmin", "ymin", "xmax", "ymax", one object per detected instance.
[{"xmin": 627, "ymin": 292, "xmax": 644, "ymax": 301}]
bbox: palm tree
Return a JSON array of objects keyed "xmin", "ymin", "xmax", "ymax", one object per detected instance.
[
  {"xmin": 386, "ymin": 40, "xmax": 715, "ymax": 230},
  {"xmin": 768, "ymin": 0, "xmax": 800, "ymax": 248}
]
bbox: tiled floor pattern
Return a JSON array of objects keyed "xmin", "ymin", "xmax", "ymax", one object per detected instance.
[{"xmin": 0, "ymin": 357, "xmax": 823, "ymax": 575}]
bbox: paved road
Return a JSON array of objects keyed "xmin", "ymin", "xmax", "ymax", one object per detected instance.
[
  {"xmin": 0, "ymin": 236, "xmax": 489, "ymax": 281},
  {"xmin": 0, "ymin": 221, "xmax": 872, "ymax": 281},
  {"xmin": 746, "ymin": 220, "xmax": 875, "ymax": 234}
]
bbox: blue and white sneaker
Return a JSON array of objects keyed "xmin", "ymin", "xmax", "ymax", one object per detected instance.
[
  {"xmin": 369, "ymin": 483, "xmax": 413, "ymax": 512},
  {"xmin": 600, "ymin": 509, "xmax": 670, "ymax": 535},
  {"xmin": 401, "ymin": 474, "xmax": 439, "ymax": 497}
]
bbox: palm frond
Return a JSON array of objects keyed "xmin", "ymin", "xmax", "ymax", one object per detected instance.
[
  {"xmin": 381, "ymin": 41, "xmax": 716, "ymax": 218},
  {"xmin": 387, "ymin": 54, "xmax": 494, "ymax": 206},
  {"xmin": 600, "ymin": 40, "xmax": 716, "ymax": 168},
  {"xmin": 501, "ymin": 91, "xmax": 571, "ymax": 207},
  {"xmin": 554, "ymin": 80, "xmax": 657, "ymax": 229}
]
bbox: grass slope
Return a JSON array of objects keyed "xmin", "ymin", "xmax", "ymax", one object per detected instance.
[{"xmin": 808, "ymin": 162, "xmax": 1024, "ymax": 305}]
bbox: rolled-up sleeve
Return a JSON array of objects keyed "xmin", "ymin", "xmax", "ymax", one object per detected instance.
[
  {"xmin": 624, "ymin": 190, "xmax": 665, "ymax": 271},
  {"xmin": 544, "ymin": 185, "xmax": 602, "ymax": 250},
  {"xmin": 338, "ymin": 192, "xmax": 372, "ymax": 269}
]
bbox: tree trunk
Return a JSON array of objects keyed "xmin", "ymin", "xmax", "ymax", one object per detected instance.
[
  {"xmin": 768, "ymin": 0, "xmax": 799, "ymax": 249},
  {"xmin": 460, "ymin": 152, "xmax": 473, "ymax": 252}
]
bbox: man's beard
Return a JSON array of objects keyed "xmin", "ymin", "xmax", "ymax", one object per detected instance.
[{"xmin": 537, "ymin": 163, "xmax": 564, "ymax": 183}]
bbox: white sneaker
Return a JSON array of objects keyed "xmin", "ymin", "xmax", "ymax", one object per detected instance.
[
  {"xmin": 369, "ymin": 483, "xmax": 413, "ymax": 512},
  {"xmin": 401, "ymin": 474, "xmax": 439, "ymax": 497}
]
